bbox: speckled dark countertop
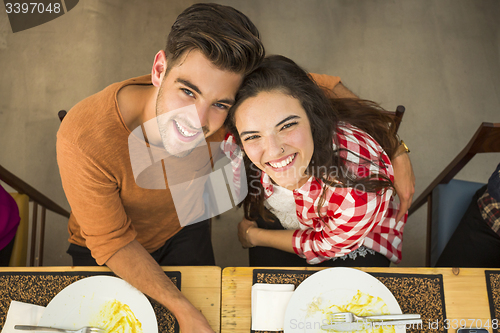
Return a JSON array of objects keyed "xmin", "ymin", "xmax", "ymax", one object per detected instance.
[
  {"xmin": 486, "ymin": 271, "xmax": 500, "ymax": 333},
  {"xmin": 252, "ymin": 269, "xmax": 448, "ymax": 333},
  {"xmin": 0, "ymin": 271, "xmax": 180, "ymax": 332}
]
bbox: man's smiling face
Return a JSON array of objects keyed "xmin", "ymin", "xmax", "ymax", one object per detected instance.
[{"xmin": 155, "ymin": 49, "xmax": 243, "ymax": 157}]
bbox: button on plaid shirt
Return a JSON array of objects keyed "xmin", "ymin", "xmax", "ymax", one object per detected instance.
[{"xmin": 261, "ymin": 123, "xmax": 406, "ymax": 264}]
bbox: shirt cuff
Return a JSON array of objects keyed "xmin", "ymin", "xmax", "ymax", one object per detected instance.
[
  {"xmin": 87, "ymin": 228, "xmax": 138, "ymax": 266},
  {"xmin": 292, "ymin": 229, "xmax": 305, "ymax": 257},
  {"xmin": 309, "ymin": 73, "xmax": 342, "ymax": 97}
]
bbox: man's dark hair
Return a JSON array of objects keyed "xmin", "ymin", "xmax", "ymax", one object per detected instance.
[{"xmin": 166, "ymin": 3, "xmax": 265, "ymax": 74}]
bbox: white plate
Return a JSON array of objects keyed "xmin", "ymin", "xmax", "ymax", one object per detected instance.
[
  {"xmin": 283, "ymin": 267, "xmax": 404, "ymax": 333},
  {"xmin": 38, "ymin": 275, "xmax": 158, "ymax": 332}
]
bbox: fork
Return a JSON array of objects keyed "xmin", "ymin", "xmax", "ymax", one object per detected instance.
[
  {"xmin": 326, "ymin": 312, "xmax": 421, "ymax": 323},
  {"xmin": 14, "ymin": 325, "xmax": 105, "ymax": 333}
]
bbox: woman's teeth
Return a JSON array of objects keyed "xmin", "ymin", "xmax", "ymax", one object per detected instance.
[
  {"xmin": 268, "ymin": 154, "xmax": 295, "ymax": 169},
  {"xmin": 175, "ymin": 120, "xmax": 197, "ymax": 137}
]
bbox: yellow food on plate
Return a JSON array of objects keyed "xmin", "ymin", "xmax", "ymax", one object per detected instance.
[
  {"xmin": 325, "ymin": 291, "xmax": 395, "ymax": 333},
  {"xmin": 90, "ymin": 299, "xmax": 143, "ymax": 333},
  {"xmin": 307, "ymin": 290, "xmax": 396, "ymax": 333}
]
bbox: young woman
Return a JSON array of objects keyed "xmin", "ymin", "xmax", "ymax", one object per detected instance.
[{"xmin": 224, "ymin": 55, "xmax": 407, "ymax": 267}]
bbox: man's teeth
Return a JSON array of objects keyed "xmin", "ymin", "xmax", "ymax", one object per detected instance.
[
  {"xmin": 269, "ymin": 154, "xmax": 295, "ymax": 168},
  {"xmin": 175, "ymin": 121, "xmax": 197, "ymax": 137}
]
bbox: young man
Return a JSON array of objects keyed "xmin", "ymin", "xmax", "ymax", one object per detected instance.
[
  {"xmin": 57, "ymin": 4, "xmax": 264, "ymax": 332},
  {"xmin": 57, "ymin": 3, "xmax": 414, "ymax": 332}
]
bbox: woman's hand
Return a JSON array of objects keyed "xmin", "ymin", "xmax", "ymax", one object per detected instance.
[{"xmin": 238, "ymin": 218, "xmax": 258, "ymax": 248}]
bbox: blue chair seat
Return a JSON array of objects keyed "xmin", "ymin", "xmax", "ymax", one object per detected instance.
[{"xmin": 430, "ymin": 179, "xmax": 486, "ymax": 266}]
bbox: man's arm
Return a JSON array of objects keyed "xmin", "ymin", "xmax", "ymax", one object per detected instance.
[
  {"xmin": 392, "ymin": 151, "xmax": 415, "ymax": 221},
  {"xmin": 57, "ymin": 137, "xmax": 214, "ymax": 333},
  {"xmin": 311, "ymin": 73, "xmax": 415, "ymax": 219},
  {"xmin": 106, "ymin": 240, "xmax": 215, "ymax": 333},
  {"xmin": 332, "ymin": 79, "xmax": 415, "ymax": 220},
  {"xmin": 332, "ymin": 81, "xmax": 358, "ymax": 98}
]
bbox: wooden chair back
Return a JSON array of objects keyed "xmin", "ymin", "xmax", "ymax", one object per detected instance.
[
  {"xmin": 0, "ymin": 164, "xmax": 70, "ymax": 266},
  {"xmin": 381, "ymin": 105, "xmax": 406, "ymax": 134},
  {"xmin": 8, "ymin": 193, "xmax": 29, "ymax": 266},
  {"xmin": 58, "ymin": 110, "xmax": 67, "ymax": 122},
  {"xmin": 408, "ymin": 122, "xmax": 500, "ymax": 266}
]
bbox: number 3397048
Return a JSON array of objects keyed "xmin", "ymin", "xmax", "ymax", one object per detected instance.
[
  {"xmin": 5, "ymin": 2, "xmax": 61, "ymax": 14},
  {"xmin": 444, "ymin": 318, "xmax": 499, "ymax": 330}
]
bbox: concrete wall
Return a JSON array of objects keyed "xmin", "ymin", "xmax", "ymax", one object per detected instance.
[{"xmin": 0, "ymin": 0, "xmax": 499, "ymax": 266}]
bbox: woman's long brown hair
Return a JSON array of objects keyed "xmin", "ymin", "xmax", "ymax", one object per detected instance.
[{"xmin": 225, "ymin": 55, "xmax": 399, "ymax": 221}]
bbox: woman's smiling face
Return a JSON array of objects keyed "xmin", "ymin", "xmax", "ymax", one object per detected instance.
[{"xmin": 235, "ymin": 91, "xmax": 314, "ymax": 190}]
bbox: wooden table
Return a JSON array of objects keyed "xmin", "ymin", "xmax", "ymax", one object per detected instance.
[
  {"xmin": 0, "ymin": 266, "xmax": 222, "ymax": 332},
  {"xmin": 221, "ymin": 267, "xmax": 498, "ymax": 333}
]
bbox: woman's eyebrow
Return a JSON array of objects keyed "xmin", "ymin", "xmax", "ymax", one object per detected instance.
[
  {"xmin": 239, "ymin": 130, "xmax": 259, "ymax": 137},
  {"xmin": 275, "ymin": 115, "xmax": 300, "ymax": 127},
  {"xmin": 240, "ymin": 115, "xmax": 301, "ymax": 137}
]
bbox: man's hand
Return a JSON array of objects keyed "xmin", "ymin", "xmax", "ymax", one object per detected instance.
[
  {"xmin": 106, "ymin": 240, "xmax": 214, "ymax": 333},
  {"xmin": 238, "ymin": 218, "xmax": 258, "ymax": 248},
  {"xmin": 174, "ymin": 300, "xmax": 215, "ymax": 333},
  {"xmin": 392, "ymin": 152, "xmax": 415, "ymax": 221}
]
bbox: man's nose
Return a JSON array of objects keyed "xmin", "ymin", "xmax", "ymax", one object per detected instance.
[{"xmin": 196, "ymin": 103, "xmax": 210, "ymax": 129}]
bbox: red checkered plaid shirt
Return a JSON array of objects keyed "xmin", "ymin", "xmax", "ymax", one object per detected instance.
[{"xmin": 261, "ymin": 123, "xmax": 406, "ymax": 264}]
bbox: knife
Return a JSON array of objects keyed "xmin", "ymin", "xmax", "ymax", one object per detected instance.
[{"xmin": 321, "ymin": 319, "xmax": 423, "ymax": 331}]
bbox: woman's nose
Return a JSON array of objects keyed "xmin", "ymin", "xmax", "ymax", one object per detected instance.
[{"xmin": 266, "ymin": 135, "xmax": 283, "ymax": 157}]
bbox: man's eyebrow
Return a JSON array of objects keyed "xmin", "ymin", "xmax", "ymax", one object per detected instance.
[
  {"xmin": 218, "ymin": 98, "xmax": 235, "ymax": 105},
  {"xmin": 176, "ymin": 78, "xmax": 235, "ymax": 105},
  {"xmin": 240, "ymin": 115, "xmax": 301, "ymax": 137},
  {"xmin": 176, "ymin": 78, "xmax": 201, "ymax": 95}
]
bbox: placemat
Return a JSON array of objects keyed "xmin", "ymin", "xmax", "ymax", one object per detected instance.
[
  {"xmin": 485, "ymin": 270, "xmax": 500, "ymax": 333},
  {"xmin": 253, "ymin": 269, "xmax": 447, "ymax": 333},
  {"xmin": 0, "ymin": 271, "xmax": 181, "ymax": 333}
]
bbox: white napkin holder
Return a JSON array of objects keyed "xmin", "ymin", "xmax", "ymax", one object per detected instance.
[
  {"xmin": 1, "ymin": 300, "xmax": 45, "ymax": 333},
  {"xmin": 251, "ymin": 283, "xmax": 295, "ymax": 331}
]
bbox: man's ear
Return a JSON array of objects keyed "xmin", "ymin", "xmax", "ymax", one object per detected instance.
[{"xmin": 151, "ymin": 50, "xmax": 167, "ymax": 87}]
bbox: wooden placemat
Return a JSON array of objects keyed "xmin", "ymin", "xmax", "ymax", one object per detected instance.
[
  {"xmin": 0, "ymin": 271, "xmax": 181, "ymax": 333},
  {"xmin": 485, "ymin": 270, "xmax": 500, "ymax": 333},
  {"xmin": 253, "ymin": 269, "xmax": 447, "ymax": 333}
]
